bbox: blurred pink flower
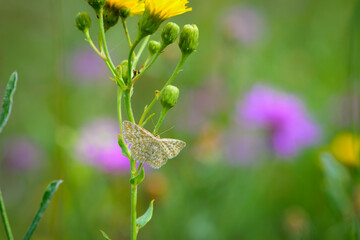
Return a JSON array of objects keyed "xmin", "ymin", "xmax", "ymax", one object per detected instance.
[
  {"xmin": 75, "ymin": 118, "xmax": 130, "ymax": 173},
  {"xmin": 1, "ymin": 137, "xmax": 43, "ymax": 171},
  {"xmin": 69, "ymin": 48, "xmax": 108, "ymax": 82},
  {"xmin": 222, "ymin": 5, "xmax": 264, "ymax": 45},
  {"xmin": 238, "ymin": 84, "xmax": 320, "ymax": 158}
]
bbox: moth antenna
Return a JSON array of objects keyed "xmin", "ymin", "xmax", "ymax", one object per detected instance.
[
  {"xmin": 151, "ymin": 117, "xmax": 156, "ymax": 128},
  {"xmin": 159, "ymin": 126, "xmax": 175, "ymax": 136}
]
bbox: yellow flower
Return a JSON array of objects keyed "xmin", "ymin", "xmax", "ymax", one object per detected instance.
[
  {"xmin": 145, "ymin": 0, "xmax": 192, "ymax": 20},
  {"xmin": 331, "ymin": 132, "xmax": 360, "ymax": 167},
  {"xmin": 106, "ymin": 0, "xmax": 145, "ymax": 15},
  {"xmin": 138, "ymin": 0, "xmax": 192, "ymax": 36}
]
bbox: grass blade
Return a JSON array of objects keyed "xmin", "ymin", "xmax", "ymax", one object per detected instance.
[
  {"xmin": 0, "ymin": 189, "xmax": 14, "ymax": 240},
  {"xmin": 23, "ymin": 180, "xmax": 63, "ymax": 240},
  {"xmin": 100, "ymin": 230, "xmax": 112, "ymax": 240},
  {"xmin": 0, "ymin": 71, "xmax": 18, "ymax": 134}
]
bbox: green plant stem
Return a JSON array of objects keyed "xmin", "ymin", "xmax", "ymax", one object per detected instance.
[
  {"xmin": 132, "ymin": 47, "xmax": 164, "ymax": 84},
  {"xmin": 128, "ymin": 35, "xmax": 143, "ymax": 84},
  {"xmin": 124, "ymin": 88, "xmax": 135, "ymax": 123},
  {"xmin": 121, "ymin": 18, "xmax": 136, "ymax": 59},
  {"xmin": 133, "ymin": 36, "xmax": 150, "ymax": 69},
  {"xmin": 85, "ymin": 33, "xmax": 124, "ymax": 88},
  {"xmin": 135, "ymin": 163, "xmax": 143, "ymax": 175},
  {"xmin": 117, "ymin": 87, "xmax": 131, "ymax": 157},
  {"xmin": 141, "ymin": 113, "xmax": 155, "ymax": 127},
  {"xmin": 0, "ymin": 189, "xmax": 13, "ymax": 240},
  {"xmin": 153, "ymin": 108, "xmax": 168, "ymax": 135},
  {"xmin": 98, "ymin": 8, "xmax": 117, "ymax": 77},
  {"xmin": 117, "ymin": 87, "xmax": 137, "ymax": 240},
  {"xmin": 117, "ymin": 87, "xmax": 124, "ymax": 131},
  {"xmin": 130, "ymin": 166, "xmax": 137, "ymax": 240},
  {"xmin": 139, "ymin": 54, "xmax": 188, "ymax": 126},
  {"xmin": 85, "ymin": 32, "xmax": 106, "ymax": 60}
]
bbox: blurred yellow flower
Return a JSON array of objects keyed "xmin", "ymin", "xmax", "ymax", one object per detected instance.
[
  {"xmin": 106, "ymin": 0, "xmax": 145, "ymax": 15},
  {"xmin": 145, "ymin": 0, "xmax": 192, "ymax": 20},
  {"xmin": 331, "ymin": 132, "xmax": 360, "ymax": 167},
  {"xmin": 138, "ymin": 0, "xmax": 191, "ymax": 36}
]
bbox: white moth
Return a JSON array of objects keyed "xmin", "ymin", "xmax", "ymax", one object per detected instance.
[{"xmin": 122, "ymin": 120, "xmax": 186, "ymax": 169}]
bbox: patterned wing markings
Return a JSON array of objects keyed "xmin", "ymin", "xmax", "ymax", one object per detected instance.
[
  {"xmin": 160, "ymin": 139, "xmax": 186, "ymax": 159},
  {"xmin": 130, "ymin": 142, "xmax": 152, "ymax": 163},
  {"xmin": 148, "ymin": 142, "xmax": 169, "ymax": 169},
  {"xmin": 122, "ymin": 121, "xmax": 186, "ymax": 169},
  {"xmin": 123, "ymin": 120, "xmax": 154, "ymax": 144},
  {"xmin": 130, "ymin": 141, "xmax": 169, "ymax": 169}
]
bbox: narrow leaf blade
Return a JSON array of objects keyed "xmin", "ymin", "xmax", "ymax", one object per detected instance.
[
  {"xmin": 136, "ymin": 200, "xmax": 154, "ymax": 230},
  {"xmin": 320, "ymin": 153, "xmax": 351, "ymax": 214},
  {"xmin": 100, "ymin": 230, "xmax": 112, "ymax": 240},
  {"xmin": 0, "ymin": 71, "xmax": 18, "ymax": 133},
  {"xmin": 23, "ymin": 180, "xmax": 63, "ymax": 240},
  {"xmin": 130, "ymin": 166, "xmax": 145, "ymax": 185}
]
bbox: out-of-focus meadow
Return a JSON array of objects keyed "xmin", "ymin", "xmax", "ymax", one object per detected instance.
[{"xmin": 1, "ymin": 0, "xmax": 360, "ymax": 239}]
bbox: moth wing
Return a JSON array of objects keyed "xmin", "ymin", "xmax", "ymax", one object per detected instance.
[
  {"xmin": 123, "ymin": 120, "xmax": 154, "ymax": 144},
  {"xmin": 147, "ymin": 141, "xmax": 169, "ymax": 169},
  {"xmin": 160, "ymin": 139, "xmax": 186, "ymax": 159},
  {"xmin": 130, "ymin": 141, "xmax": 153, "ymax": 163}
]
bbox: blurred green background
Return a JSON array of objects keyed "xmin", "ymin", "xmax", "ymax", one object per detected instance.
[{"xmin": 0, "ymin": 0, "xmax": 360, "ymax": 239}]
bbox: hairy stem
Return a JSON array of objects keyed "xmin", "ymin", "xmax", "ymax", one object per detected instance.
[
  {"xmin": 139, "ymin": 54, "xmax": 188, "ymax": 126},
  {"xmin": 132, "ymin": 46, "xmax": 164, "ymax": 84},
  {"xmin": 130, "ymin": 169, "xmax": 137, "ymax": 240},
  {"xmin": 153, "ymin": 108, "xmax": 168, "ymax": 135},
  {"xmin": 124, "ymin": 88, "xmax": 135, "ymax": 123},
  {"xmin": 85, "ymin": 32, "xmax": 106, "ymax": 60},
  {"xmin": 133, "ymin": 36, "xmax": 150, "ymax": 70},
  {"xmin": 98, "ymin": 8, "xmax": 117, "ymax": 77},
  {"xmin": 121, "ymin": 18, "xmax": 136, "ymax": 60},
  {"xmin": 128, "ymin": 36, "xmax": 143, "ymax": 84},
  {"xmin": 117, "ymin": 87, "xmax": 137, "ymax": 240}
]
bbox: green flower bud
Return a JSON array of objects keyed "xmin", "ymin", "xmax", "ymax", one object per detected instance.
[
  {"xmin": 117, "ymin": 60, "xmax": 129, "ymax": 84},
  {"xmin": 138, "ymin": 9, "xmax": 163, "ymax": 37},
  {"xmin": 75, "ymin": 12, "xmax": 91, "ymax": 34},
  {"xmin": 103, "ymin": 3, "xmax": 120, "ymax": 31},
  {"xmin": 119, "ymin": 7, "xmax": 131, "ymax": 19},
  {"xmin": 179, "ymin": 24, "xmax": 199, "ymax": 55},
  {"xmin": 87, "ymin": 0, "xmax": 106, "ymax": 13},
  {"xmin": 148, "ymin": 40, "xmax": 161, "ymax": 56},
  {"xmin": 161, "ymin": 85, "xmax": 179, "ymax": 110},
  {"xmin": 161, "ymin": 22, "xmax": 180, "ymax": 46}
]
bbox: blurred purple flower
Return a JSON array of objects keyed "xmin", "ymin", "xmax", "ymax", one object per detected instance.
[
  {"xmin": 1, "ymin": 137, "xmax": 42, "ymax": 171},
  {"xmin": 69, "ymin": 48, "xmax": 107, "ymax": 82},
  {"xmin": 75, "ymin": 118, "xmax": 130, "ymax": 173},
  {"xmin": 222, "ymin": 5, "xmax": 264, "ymax": 45},
  {"xmin": 238, "ymin": 84, "xmax": 320, "ymax": 158}
]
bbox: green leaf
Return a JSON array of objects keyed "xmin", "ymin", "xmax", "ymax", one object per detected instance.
[
  {"xmin": 22, "ymin": 180, "xmax": 63, "ymax": 240},
  {"xmin": 130, "ymin": 166, "xmax": 145, "ymax": 185},
  {"xmin": 0, "ymin": 71, "xmax": 18, "ymax": 134},
  {"xmin": 100, "ymin": 230, "xmax": 112, "ymax": 240},
  {"xmin": 118, "ymin": 136, "xmax": 130, "ymax": 157},
  {"xmin": 320, "ymin": 153, "xmax": 351, "ymax": 214},
  {"xmin": 136, "ymin": 200, "xmax": 154, "ymax": 230}
]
